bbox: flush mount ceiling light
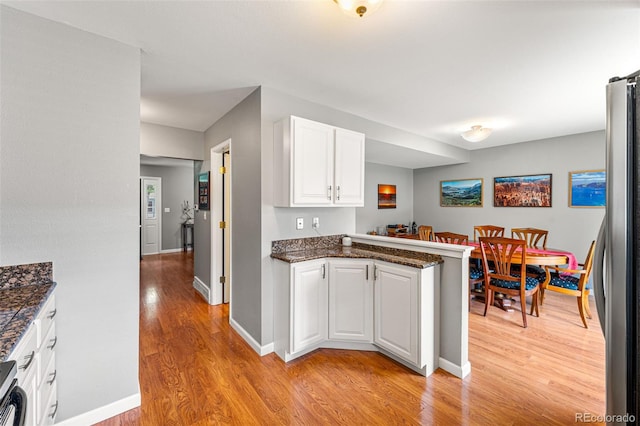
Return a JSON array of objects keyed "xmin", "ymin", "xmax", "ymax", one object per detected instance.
[
  {"xmin": 333, "ymin": 0, "xmax": 383, "ymax": 18},
  {"xmin": 461, "ymin": 125, "xmax": 493, "ymax": 143}
]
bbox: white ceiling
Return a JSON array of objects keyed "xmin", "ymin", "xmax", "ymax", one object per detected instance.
[{"xmin": 4, "ymin": 0, "xmax": 640, "ymax": 167}]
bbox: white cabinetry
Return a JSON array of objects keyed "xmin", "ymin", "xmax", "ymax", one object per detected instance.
[
  {"xmin": 328, "ymin": 259, "xmax": 373, "ymax": 342},
  {"xmin": 273, "ymin": 116, "xmax": 365, "ymax": 207},
  {"xmin": 8, "ymin": 290, "xmax": 58, "ymax": 426},
  {"xmin": 373, "ymin": 261, "xmax": 436, "ymax": 373}
]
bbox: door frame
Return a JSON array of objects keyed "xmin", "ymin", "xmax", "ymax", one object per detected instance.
[
  {"xmin": 210, "ymin": 139, "xmax": 232, "ymax": 306},
  {"xmin": 140, "ymin": 176, "xmax": 162, "ymax": 256}
]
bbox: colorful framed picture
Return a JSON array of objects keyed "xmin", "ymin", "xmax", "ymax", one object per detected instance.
[
  {"xmin": 494, "ymin": 174, "xmax": 552, "ymax": 207},
  {"xmin": 198, "ymin": 172, "xmax": 210, "ymax": 210},
  {"xmin": 440, "ymin": 178, "xmax": 483, "ymax": 207},
  {"xmin": 378, "ymin": 184, "xmax": 396, "ymax": 209},
  {"xmin": 569, "ymin": 169, "xmax": 605, "ymax": 207}
]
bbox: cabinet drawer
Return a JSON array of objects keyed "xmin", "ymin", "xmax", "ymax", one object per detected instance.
[
  {"xmin": 38, "ymin": 322, "xmax": 56, "ymax": 387},
  {"xmin": 37, "ymin": 293, "xmax": 57, "ymax": 349},
  {"xmin": 9, "ymin": 323, "xmax": 38, "ymax": 384},
  {"xmin": 38, "ymin": 359, "xmax": 58, "ymax": 426}
]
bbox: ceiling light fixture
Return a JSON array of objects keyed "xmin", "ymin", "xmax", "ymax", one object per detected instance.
[
  {"xmin": 461, "ymin": 125, "xmax": 492, "ymax": 143},
  {"xmin": 333, "ymin": 0, "xmax": 383, "ymax": 18}
]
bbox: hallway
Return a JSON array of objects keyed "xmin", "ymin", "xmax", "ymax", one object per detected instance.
[{"xmin": 97, "ymin": 251, "xmax": 605, "ymax": 425}]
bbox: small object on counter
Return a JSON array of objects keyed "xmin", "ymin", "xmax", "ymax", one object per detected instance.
[{"xmin": 342, "ymin": 236, "xmax": 352, "ymax": 246}]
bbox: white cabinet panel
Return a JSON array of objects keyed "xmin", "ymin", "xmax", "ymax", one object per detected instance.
[
  {"xmin": 374, "ymin": 261, "xmax": 419, "ymax": 364},
  {"xmin": 292, "ymin": 260, "xmax": 328, "ymax": 353},
  {"xmin": 334, "ymin": 128, "xmax": 365, "ymax": 206},
  {"xmin": 292, "ymin": 118, "xmax": 334, "ymax": 205},
  {"xmin": 274, "ymin": 116, "xmax": 365, "ymax": 207},
  {"xmin": 328, "ymin": 259, "xmax": 373, "ymax": 342}
]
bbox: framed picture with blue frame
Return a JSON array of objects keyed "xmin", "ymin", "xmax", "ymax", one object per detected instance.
[{"xmin": 569, "ymin": 169, "xmax": 605, "ymax": 208}]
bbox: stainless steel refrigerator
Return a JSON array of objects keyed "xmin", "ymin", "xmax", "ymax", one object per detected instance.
[{"xmin": 594, "ymin": 69, "xmax": 640, "ymax": 425}]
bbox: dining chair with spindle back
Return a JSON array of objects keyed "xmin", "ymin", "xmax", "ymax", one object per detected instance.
[
  {"xmin": 479, "ymin": 236, "xmax": 541, "ymax": 328},
  {"xmin": 434, "ymin": 231, "xmax": 483, "ymax": 311},
  {"xmin": 473, "ymin": 225, "xmax": 505, "ymax": 241},
  {"xmin": 418, "ymin": 225, "xmax": 433, "ymax": 241},
  {"xmin": 542, "ymin": 240, "xmax": 596, "ymax": 328},
  {"xmin": 511, "ymin": 227, "xmax": 549, "ymax": 283}
]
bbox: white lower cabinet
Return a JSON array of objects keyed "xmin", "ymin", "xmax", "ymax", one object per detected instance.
[
  {"xmin": 373, "ymin": 261, "xmax": 419, "ymax": 365},
  {"xmin": 291, "ymin": 259, "xmax": 328, "ymax": 355},
  {"xmin": 8, "ymin": 290, "xmax": 57, "ymax": 426},
  {"xmin": 274, "ymin": 256, "xmax": 437, "ymax": 375},
  {"xmin": 328, "ymin": 259, "xmax": 373, "ymax": 342}
]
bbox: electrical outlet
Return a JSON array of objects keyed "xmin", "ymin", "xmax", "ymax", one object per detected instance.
[
  {"xmin": 312, "ymin": 217, "xmax": 320, "ymax": 228},
  {"xmin": 296, "ymin": 217, "xmax": 304, "ymax": 230}
]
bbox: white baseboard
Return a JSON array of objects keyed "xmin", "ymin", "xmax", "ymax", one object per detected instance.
[
  {"xmin": 438, "ymin": 357, "xmax": 471, "ymax": 379},
  {"xmin": 161, "ymin": 248, "xmax": 185, "ymax": 254},
  {"xmin": 229, "ymin": 316, "xmax": 274, "ymax": 356},
  {"xmin": 54, "ymin": 392, "xmax": 140, "ymax": 426},
  {"xmin": 193, "ymin": 276, "xmax": 210, "ymax": 303}
]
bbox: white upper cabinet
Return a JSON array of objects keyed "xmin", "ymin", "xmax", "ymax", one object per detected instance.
[{"xmin": 274, "ymin": 116, "xmax": 365, "ymax": 207}]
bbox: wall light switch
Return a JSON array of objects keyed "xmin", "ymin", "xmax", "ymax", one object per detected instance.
[
  {"xmin": 312, "ymin": 217, "xmax": 320, "ymax": 228},
  {"xmin": 204, "ymin": 212, "xmax": 207, "ymax": 220},
  {"xmin": 164, "ymin": 207, "xmax": 170, "ymax": 213},
  {"xmin": 296, "ymin": 217, "xmax": 304, "ymax": 230}
]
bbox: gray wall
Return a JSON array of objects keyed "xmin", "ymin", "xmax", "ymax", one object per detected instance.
[
  {"xmin": 0, "ymin": 6, "xmax": 140, "ymax": 421},
  {"xmin": 200, "ymin": 88, "xmax": 263, "ymax": 340},
  {"xmin": 357, "ymin": 162, "xmax": 414, "ymax": 234},
  {"xmin": 140, "ymin": 163, "xmax": 195, "ymax": 251},
  {"xmin": 413, "ymin": 131, "xmax": 605, "ymax": 261},
  {"xmin": 141, "ymin": 121, "xmax": 205, "ymax": 160}
]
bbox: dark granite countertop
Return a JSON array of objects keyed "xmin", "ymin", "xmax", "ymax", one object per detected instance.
[
  {"xmin": 271, "ymin": 242, "xmax": 443, "ymax": 269},
  {"xmin": 0, "ymin": 261, "xmax": 56, "ymax": 362}
]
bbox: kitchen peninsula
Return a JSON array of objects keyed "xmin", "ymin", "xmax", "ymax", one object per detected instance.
[{"xmin": 271, "ymin": 234, "xmax": 472, "ymax": 379}]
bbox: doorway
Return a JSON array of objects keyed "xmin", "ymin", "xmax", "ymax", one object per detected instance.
[
  {"xmin": 140, "ymin": 176, "xmax": 162, "ymax": 255},
  {"xmin": 209, "ymin": 139, "xmax": 231, "ymax": 305}
]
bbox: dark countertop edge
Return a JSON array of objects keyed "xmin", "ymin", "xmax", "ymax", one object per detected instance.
[
  {"xmin": 270, "ymin": 247, "xmax": 443, "ymax": 269},
  {"xmin": 0, "ymin": 282, "xmax": 57, "ymax": 362}
]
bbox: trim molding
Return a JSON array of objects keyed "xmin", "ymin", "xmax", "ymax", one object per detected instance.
[
  {"xmin": 160, "ymin": 248, "xmax": 187, "ymax": 254},
  {"xmin": 54, "ymin": 392, "xmax": 141, "ymax": 426},
  {"xmin": 193, "ymin": 276, "xmax": 210, "ymax": 303},
  {"xmin": 438, "ymin": 357, "xmax": 471, "ymax": 379},
  {"xmin": 229, "ymin": 317, "xmax": 274, "ymax": 356}
]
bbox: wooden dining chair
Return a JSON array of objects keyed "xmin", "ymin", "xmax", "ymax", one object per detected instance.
[
  {"xmin": 418, "ymin": 225, "xmax": 433, "ymax": 241},
  {"xmin": 435, "ymin": 232, "xmax": 483, "ymax": 311},
  {"xmin": 511, "ymin": 227, "xmax": 549, "ymax": 283},
  {"xmin": 473, "ymin": 225, "xmax": 505, "ymax": 241},
  {"xmin": 479, "ymin": 236, "xmax": 541, "ymax": 328},
  {"xmin": 542, "ymin": 240, "xmax": 596, "ymax": 328}
]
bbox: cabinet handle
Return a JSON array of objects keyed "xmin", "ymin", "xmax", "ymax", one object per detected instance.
[
  {"xmin": 47, "ymin": 370, "xmax": 57, "ymax": 385},
  {"xmin": 327, "ymin": 186, "xmax": 332, "ymax": 200},
  {"xmin": 321, "ymin": 264, "xmax": 326, "ymax": 279},
  {"xmin": 374, "ymin": 265, "xmax": 378, "ymax": 281},
  {"xmin": 47, "ymin": 308, "xmax": 57, "ymax": 319},
  {"xmin": 336, "ymin": 185, "xmax": 341, "ymax": 200},
  {"xmin": 47, "ymin": 336, "xmax": 58, "ymax": 350},
  {"xmin": 366, "ymin": 265, "xmax": 369, "ymax": 280},
  {"xmin": 50, "ymin": 400, "xmax": 59, "ymax": 419},
  {"xmin": 19, "ymin": 351, "xmax": 35, "ymax": 370}
]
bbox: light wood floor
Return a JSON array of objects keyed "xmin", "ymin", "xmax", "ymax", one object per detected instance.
[{"xmin": 96, "ymin": 251, "xmax": 605, "ymax": 425}]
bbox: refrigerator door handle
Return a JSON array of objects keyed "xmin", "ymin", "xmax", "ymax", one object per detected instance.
[{"xmin": 593, "ymin": 216, "xmax": 606, "ymax": 335}]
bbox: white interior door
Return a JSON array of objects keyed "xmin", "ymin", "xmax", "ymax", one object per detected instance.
[
  {"xmin": 141, "ymin": 177, "xmax": 161, "ymax": 255},
  {"xmin": 223, "ymin": 151, "xmax": 231, "ymax": 303}
]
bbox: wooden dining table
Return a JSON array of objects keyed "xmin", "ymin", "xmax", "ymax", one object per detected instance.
[{"xmin": 467, "ymin": 242, "xmax": 576, "ymax": 311}]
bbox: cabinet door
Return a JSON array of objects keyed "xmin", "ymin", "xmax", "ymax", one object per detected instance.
[
  {"xmin": 374, "ymin": 262, "xmax": 419, "ymax": 364},
  {"xmin": 328, "ymin": 259, "xmax": 373, "ymax": 342},
  {"xmin": 334, "ymin": 128, "xmax": 365, "ymax": 206},
  {"xmin": 292, "ymin": 117, "xmax": 334, "ymax": 205},
  {"xmin": 292, "ymin": 260, "xmax": 328, "ymax": 353}
]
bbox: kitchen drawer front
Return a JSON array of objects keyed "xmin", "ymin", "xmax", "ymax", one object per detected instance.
[
  {"xmin": 38, "ymin": 352, "xmax": 57, "ymax": 425},
  {"xmin": 36, "ymin": 293, "xmax": 57, "ymax": 349},
  {"xmin": 38, "ymin": 322, "xmax": 56, "ymax": 387},
  {"xmin": 9, "ymin": 322, "xmax": 38, "ymax": 384}
]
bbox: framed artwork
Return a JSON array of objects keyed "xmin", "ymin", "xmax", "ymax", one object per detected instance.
[
  {"xmin": 494, "ymin": 174, "xmax": 552, "ymax": 207},
  {"xmin": 378, "ymin": 184, "xmax": 396, "ymax": 209},
  {"xmin": 440, "ymin": 178, "xmax": 483, "ymax": 207},
  {"xmin": 569, "ymin": 169, "xmax": 605, "ymax": 207},
  {"xmin": 198, "ymin": 172, "xmax": 210, "ymax": 210}
]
